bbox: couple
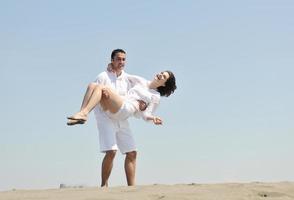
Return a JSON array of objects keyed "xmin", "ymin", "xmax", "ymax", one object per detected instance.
[{"xmin": 67, "ymin": 49, "xmax": 177, "ymax": 187}]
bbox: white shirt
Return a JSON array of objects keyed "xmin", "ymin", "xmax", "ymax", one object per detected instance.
[
  {"xmin": 95, "ymin": 70, "xmax": 131, "ymax": 96},
  {"xmin": 125, "ymin": 74, "xmax": 160, "ymax": 121}
]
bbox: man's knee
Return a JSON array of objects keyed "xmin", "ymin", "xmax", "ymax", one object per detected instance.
[
  {"xmin": 105, "ymin": 150, "xmax": 117, "ymax": 159},
  {"xmin": 126, "ymin": 151, "xmax": 137, "ymax": 161}
]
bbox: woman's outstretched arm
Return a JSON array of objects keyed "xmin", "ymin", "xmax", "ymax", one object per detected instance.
[{"xmin": 145, "ymin": 116, "xmax": 163, "ymax": 125}]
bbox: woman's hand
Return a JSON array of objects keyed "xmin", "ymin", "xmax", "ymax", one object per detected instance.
[{"xmin": 153, "ymin": 116, "xmax": 163, "ymax": 125}]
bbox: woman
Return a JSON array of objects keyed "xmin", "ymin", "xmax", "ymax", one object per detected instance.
[{"xmin": 67, "ymin": 71, "xmax": 177, "ymax": 126}]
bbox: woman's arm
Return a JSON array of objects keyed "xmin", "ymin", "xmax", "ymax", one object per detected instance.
[
  {"xmin": 141, "ymin": 95, "xmax": 163, "ymax": 125},
  {"xmin": 145, "ymin": 116, "xmax": 163, "ymax": 125}
]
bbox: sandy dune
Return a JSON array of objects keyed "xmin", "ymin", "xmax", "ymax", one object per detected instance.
[{"xmin": 1, "ymin": 182, "xmax": 294, "ymax": 200}]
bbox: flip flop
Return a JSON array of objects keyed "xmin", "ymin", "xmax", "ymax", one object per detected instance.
[
  {"xmin": 67, "ymin": 119, "xmax": 85, "ymax": 126},
  {"xmin": 67, "ymin": 115, "xmax": 87, "ymax": 121}
]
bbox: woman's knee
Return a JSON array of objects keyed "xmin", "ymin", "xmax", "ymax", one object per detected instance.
[
  {"xmin": 88, "ymin": 82, "xmax": 97, "ymax": 90},
  {"xmin": 91, "ymin": 84, "xmax": 105, "ymax": 92}
]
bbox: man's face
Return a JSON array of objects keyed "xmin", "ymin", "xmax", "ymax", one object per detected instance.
[{"xmin": 111, "ymin": 52, "xmax": 126, "ymax": 73}]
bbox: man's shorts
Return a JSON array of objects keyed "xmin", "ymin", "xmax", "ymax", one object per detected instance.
[{"xmin": 94, "ymin": 106, "xmax": 137, "ymax": 154}]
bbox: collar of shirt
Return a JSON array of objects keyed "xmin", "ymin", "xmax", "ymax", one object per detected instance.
[{"xmin": 107, "ymin": 70, "xmax": 125, "ymax": 80}]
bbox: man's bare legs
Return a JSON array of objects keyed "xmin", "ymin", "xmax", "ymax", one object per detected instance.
[
  {"xmin": 101, "ymin": 150, "xmax": 116, "ymax": 187},
  {"xmin": 125, "ymin": 151, "xmax": 137, "ymax": 186},
  {"xmin": 100, "ymin": 150, "xmax": 137, "ymax": 187}
]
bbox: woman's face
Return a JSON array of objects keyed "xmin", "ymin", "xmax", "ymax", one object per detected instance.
[{"xmin": 152, "ymin": 71, "xmax": 170, "ymax": 87}]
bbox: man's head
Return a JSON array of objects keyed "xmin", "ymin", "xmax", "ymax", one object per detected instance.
[{"xmin": 110, "ymin": 49, "xmax": 126, "ymax": 75}]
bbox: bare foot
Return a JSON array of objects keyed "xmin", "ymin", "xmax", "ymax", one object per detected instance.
[{"xmin": 67, "ymin": 112, "xmax": 87, "ymax": 121}]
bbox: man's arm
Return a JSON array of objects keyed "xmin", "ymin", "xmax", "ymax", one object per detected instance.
[{"xmin": 125, "ymin": 73, "xmax": 147, "ymax": 88}]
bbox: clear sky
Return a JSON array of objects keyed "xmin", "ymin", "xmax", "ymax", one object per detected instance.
[{"xmin": 1, "ymin": 0, "xmax": 294, "ymax": 191}]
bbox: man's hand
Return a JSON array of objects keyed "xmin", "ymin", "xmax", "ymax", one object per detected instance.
[
  {"xmin": 107, "ymin": 63, "xmax": 114, "ymax": 72},
  {"xmin": 102, "ymin": 89, "xmax": 110, "ymax": 99},
  {"xmin": 137, "ymin": 100, "xmax": 147, "ymax": 111}
]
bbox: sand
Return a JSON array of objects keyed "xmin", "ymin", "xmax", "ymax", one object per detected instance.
[{"xmin": 1, "ymin": 182, "xmax": 294, "ymax": 200}]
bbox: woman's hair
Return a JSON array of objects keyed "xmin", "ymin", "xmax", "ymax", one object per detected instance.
[{"xmin": 157, "ymin": 70, "xmax": 177, "ymax": 97}]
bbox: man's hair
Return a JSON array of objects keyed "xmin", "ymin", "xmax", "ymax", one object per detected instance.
[
  {"xmin": 111, "ymin": 49, "xmax": 126, "ymax": 60},
  {"xmin": 157, "ymin": 70, "xmax": 177, "ymax": 97}
]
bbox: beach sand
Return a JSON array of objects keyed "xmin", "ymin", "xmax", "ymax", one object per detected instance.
[{"xmin": 1, "ymin": 182, "xmax": 294, "ymax": 200}]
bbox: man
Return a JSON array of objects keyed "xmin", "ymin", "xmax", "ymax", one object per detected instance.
[{"xmin": 93, "ymin": 49, "xmax": 137, "ymax": 187}]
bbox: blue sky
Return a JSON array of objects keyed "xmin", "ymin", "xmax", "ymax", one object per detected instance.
[{"xmin": 1, "ymin": 0, "xmax": 294, "ymax": 191}]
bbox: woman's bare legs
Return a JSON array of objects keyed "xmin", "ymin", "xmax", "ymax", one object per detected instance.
[
  {"xmin": 80, "ymin": 82, "xmax": 98, "ymax": 111},
  {"xmin": 67, "ymin": 83, "xmax": 98, "ymax": 125},
  {"xmin": 67, "ymin": 84, "xmax": 124, "ymax": 125},
  {"xmin": 67, "ymin": 82, "xmax": 100, "ymax": 125}
]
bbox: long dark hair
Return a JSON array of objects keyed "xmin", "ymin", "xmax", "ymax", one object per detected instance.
[{"xmin": 157, "ymin": 71, "xmax": 177, "ymax": 97}]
